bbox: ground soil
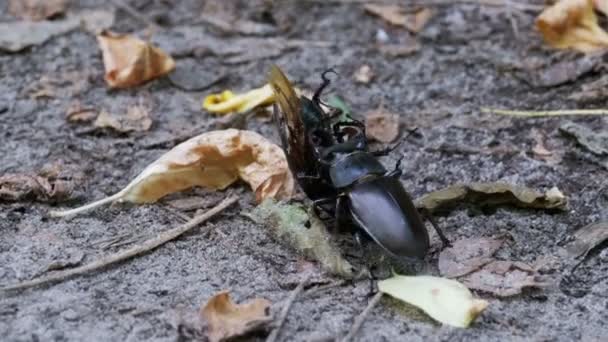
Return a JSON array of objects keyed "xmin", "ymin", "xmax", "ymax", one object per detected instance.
[{"xmin": 1, "ymin": 1, "xmax": 607, "ymax": 341}]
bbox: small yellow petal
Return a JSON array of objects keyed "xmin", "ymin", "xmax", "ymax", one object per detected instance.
[{"xmin": 202, "ymin": 85, "xmax": 275, "ymax": 115}]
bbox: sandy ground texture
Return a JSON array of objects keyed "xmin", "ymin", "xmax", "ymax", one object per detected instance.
[{"xmin": 1, "ymin": 0, "xmax": 608, "ymax": 341}]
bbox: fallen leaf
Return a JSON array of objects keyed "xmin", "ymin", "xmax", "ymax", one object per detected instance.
[
  {"xmin": 353, "ymin": 65, "xmax": 375, "ymax": 84},
  {"xmin": 201, "ymin": 291, "xmax": 272, "ymax": 342},
  {"xmin": 536, "ymin": 0, "xmax": 608, "ymax": 53},
  {"xmin": 364, "ymin": 5, "xmax": 432, "ymax": 33},
  {"xmin": 97, "ymin": 31, "xmax": 176, "ymax": 88},
  {"xmin": 365, "ymin": 106, "xmax": 400, "ymax": 143},
  {"xmin": 0, "ymin": 10, "xmax": 114, "ymax": 52},
  {"xmin": 248, "ymin": 199, "xmax": 354, "ymax": 278},
  {"xmin": 203, "ymin": 85, "xmax": 275, "ymax": 115},
  {"xmin": 460, "ymin": 260, "xmax": 546, "ymax": 297},
  {"xmin": 560, "ymin": 121, "xmax": 608, "ymax": 155},
  {"xmin": 94, "ymin": 105, "xmax": 152, "ymax": 133},
  {"xmin": 50, "ymin": 129, "xmax": 294, "ymax": 217},
  {"xmin": 562, "ymin": 221, "xmax": 608, "ymax": 258},
  {"xmin": 0, "ymin": 173, "xmax": 72, "ymax": 203},
  {"xmin": 8, "ymin": 0, "xmax": 68, "ymax": 21},
  {"xmin": 438, "ymin": 236, "xmax": 506, "ymax": 278},
  {"xmin": 378, "ymin": 275, "xmax": 488, "ymax": 328},
  {"xmin": 415, "ymin": 182, "xmax": 567, "ymax": 214},
  {"xmin": 66, "ymin": 101, "xmax": 97, "ymax": 123}
]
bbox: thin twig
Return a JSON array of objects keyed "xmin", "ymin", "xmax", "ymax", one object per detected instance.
[
  {"xmin": 0, "ymin": 196, "xmax": 238, "ymax": 293},
  {"xmin": 341, "ymin": 292, "xmax": 383, "ymax": 342},
  {"xmin": 110, "ymin": 0, "xmax": 162, "ymax": 31},
  {"xmin": 482, "ymin": 108, "xmax": 608, "ymax": 117},
  {"xmin": 266, "ymin": 274, "xmax": 311, "ymax": 342}
]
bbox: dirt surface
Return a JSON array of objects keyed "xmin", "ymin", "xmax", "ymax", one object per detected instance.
[{"xmin": 1, "ymin": 1, "xmax": 608, "ymax": 341}]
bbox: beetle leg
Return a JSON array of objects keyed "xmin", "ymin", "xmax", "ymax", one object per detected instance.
[
  {"xmin": 311, "ymin": 197, "xmax": 336, "ymax": 219},
  {"xmin": 353, "ymin": 231, "xmax": 378, "ymax": 295},
  {"xmin": 385, "ymin": 157, "xmax": 403, "ymax": 178},
  {"xmin": 421, "ymin": 209, "xmax": 451, "ymax": 248}
]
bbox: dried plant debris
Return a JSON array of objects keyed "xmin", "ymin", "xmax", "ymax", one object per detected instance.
[
  {"xmin": 537, "ymin": 0, "xmax": 608, "ymax": 53},
  {"xmin": 248, "ymin": 199, "xmax": 355, "ymax": 278},
  {"xmin": 439, "ymin": 236, "xmax": 507, "ymax": 278},
  {"xmin": 8, "ymin": 0, "xmax": 68, "ymax": 21},
  {"xmin": 562, "ymin": 221, "xmax": 608, "ymax": 258},
  {"xmin": 200, "ymin": 291, "xmax": 272, "ymax": 342},
  {"xmin": 97, "ymin": 31, "xmax": 176, "ymax": 88},
  {"xmin": 66, "ymin": 101, "xmax": 97, "ymax": 123},
  {"xmin": 365, "ymin": 106, "xmax": 400, "ymax": 143},
  {"xmin": 94, "ymin": 105, "xmax": 152, "ymax": 133},
  {"xmin": 0, "ymin": 172, "xmax": 72, "ymax": 203},
  {"xmin": 364, "ymin": 5, "xmax": 433, "ymax": 33},
  {"xmin": 378, "ymin": 275, "xmax": 488, "ymax": 328},
  {"xmin": 0, "ymin": 10, "xmax": 114, "ymax": 52},
  {"xmin": 415, "ymin": 182, "xmax": 567, "ymax": 214},
  {"xmin": 353, "ymin": 65, "xmax": 375, "ymax": 84},
  {"xmin": 203, "ymin": 85, "xmax": 275, "ymax": 115},
  {"xmin": 51, "ymin": 129, "xmax": 294, "ymax": 217},
  {"xmin": 560, "ymin": 121, "xmax": 608, "ymax": 156}
]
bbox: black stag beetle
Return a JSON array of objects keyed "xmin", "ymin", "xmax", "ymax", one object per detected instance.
[{"xmin": 269, "ymin": 65, "xmax": 450, "ymax": 260}]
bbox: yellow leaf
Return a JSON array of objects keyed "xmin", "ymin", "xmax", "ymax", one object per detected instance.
[
  {"xmin": 50, "ymin": 129, "xmax": 294, "ymax": 217},
  {"xmin": 536, "ymin": 0, "xmax": 608, "ymax": 53},
  {"xmin": 96, "ymin": 31, "xmax": 175, "ymax": 88},
  {"xmin": 378, "ymin": 275, "xmax": 488, "ymax": 328},
  {"xmin": 203, "ymin": 84, "xmax": 275, "ymax": 115}
]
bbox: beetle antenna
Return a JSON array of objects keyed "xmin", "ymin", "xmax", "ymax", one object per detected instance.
[{"xmin": 313, "ymin": 68, "xmax": 339, "ymax": 105}]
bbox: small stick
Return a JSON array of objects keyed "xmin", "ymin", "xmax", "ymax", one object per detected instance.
[
  {"xmin": 110, "ymin": 0, "xmax": 162, "ymax": 31},
  {"xmin": 481, "ymin": 108, "xmax": 608, "ymax": 117},
  {"xmin": 266, "ymin": 274, "xmax": 311, "ymax": 342},
  {"xmin": 0, "ymin": 196, "xmax": 238, "ymax": 293},
  {"xmin": 341, "ymin": 292, "xmax": 383, "ymax": 342}
]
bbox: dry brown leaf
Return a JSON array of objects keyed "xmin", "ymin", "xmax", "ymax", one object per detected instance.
[
  {"xmin": 8, "ymin": 0, "xmax": 68, "ymax": 21},
  {"xmin": 50, "ymin": 129, "xmax": 294, "ymax": 217},
  {"xmin": 536, "ymin": 0, "xmax": 608, "ymax": 53},
  {"xmin": 353, "ymin": 64, "xmax": 375, "ymax": 84},
  {"xmin": 66, "ymin": 101, "xmax": 96, "ymax": 123},
  {"xmin": 365, "ymin": 106, "xmax": 400, "ymax": 143},
  {"xmin": 94, "ymin": 105, "xmax": 152, "ymax": 133},
  {"xmin": 364, "ymin": 5, "xmax": 432, "ymax": 33},
  {"xmin": 200, "ymin": 291, "xmax": 272, "ymax": 342},
  {"xmin": 461, "ymin": 260, "xmax": 546, "ymax": 297},
  {"xmin": 0, "ymin": 173, "xmax": 72, "ymax": 203},
  {"xmin": 439, "ymin": 236, "xmax": 506, "ymax": 278},
  {"xmin": 96, "ymin": 31, "xmax": 175, "ymax": 88}
]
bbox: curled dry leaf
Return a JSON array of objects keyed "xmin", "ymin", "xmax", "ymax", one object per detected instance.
[
  {"xmin": 8, "ymin": 0, "xmax": 68, "ymax": 21},
  {"xmin": 378, "ymin": 275, "xmax": 488, "ymax": 328},
  {"xmin": 560, "ymin": 121, "xmax": 608, "ymax": 155},
  {"xmin": 353, "ymin": 65, "xmax": 375, "ymax": 84},
  {"xmin": 248, "ymin": 199, "xmax": 354, "ymax": 278},
  {"xmin": 201, "ymin": 291, "xmax": 272, "ymax": 342},
  {"xmin": 536, "ymin": 0, "xmax": 608, "ymax": 53},
  {"xmin": 364, "ymin": 5, "xmax": 433, "ymax": 33},
  {"xmin": 365, "ymin": 106, "xmax": 400, "ymax": 143},
  {"xmin": 415, "ymin": 182, "xmax": 567, "ymax": 214},
  {"xmin": 439, "ymin": 236, "xmax": 506, "ymax": 278},
  {"xmin": 97, "ymin": 31, "xmax": 176, "ymax": 88},
  {"xmin": 50, "ymin": 129, "xmax": 294, "ymax": 217},
  {"xmin": 0, "ymin": 173, "xmax": 72, "ymax": 203},
  {"xmin": 562, "ymin": 221, "xmax": 608, "ymax": 258},
  {"xmin": 94, "ymin": 105, "xmax": 152, "ymax": 133},
  {"xmin": 203, "ymin": 85, "xmax": 275, "ymax": 115}
]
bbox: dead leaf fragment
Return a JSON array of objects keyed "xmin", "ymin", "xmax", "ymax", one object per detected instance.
[
  {"xmin": 365, "ymin": 106, "xmax": 400, "ymax": 143},
  {"xmin": 461, "ymin": 260, "xmax": 546, "ymax": 297},
  {"xmin": 364, "ymin": 5, "xmax": 432, "ymax": 33},
  {"xmin": 560, "ymin": 121, "xmax": 608, "ymax": 155},
  {"xmin": 94, "ymin": 105, "xmax": 152, "ymax": 133},
  {"xmin": 439, "ymin": 236, "xmax": 506, "ymax": 278},
  {"xmin": 562, "ymin": 221, "xmax": 608, "ymax": 258},
  {"xmin": 353, "ymin": 65, "xmax": 375, "ymax": 84},
  {"xmin": 415, "ymin": 182, "xmax": 567, "ymax": 214},
  {"xmin": 203, "ymin": 85, "xmax": 275, "ymax": 115},
  {"xmin": 536, "ymin": 0, "xmax": 608, "ymax": 53},
  {"xmin": 9, "ymin": 0, "xmax": 68, "ymax": 21},
  {"xmin": 66, "ymin": 101, "xmax": 96, "ymax": 123},
  {"xmin": 201, "ymin": 291, "xmax": 272, "ymax": 342},
  {"xmin": 50, "ymin": 129, "xmax": 294, "ymax": 217},
  {"xmin": 0, "ymin": 173, "xmax": 72, "ymax": 203},
  {"xmin": 97, "ymin": 31, "xmax": 175, "ymax": 88},
  {"xmin": 248, "ymin": 199, "xmax": 354, "ymax": 278}
]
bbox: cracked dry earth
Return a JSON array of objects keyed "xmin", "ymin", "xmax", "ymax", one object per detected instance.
[{"xmin": 1, "ymin": 1, "xmax": 608, "ymax": 341}]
